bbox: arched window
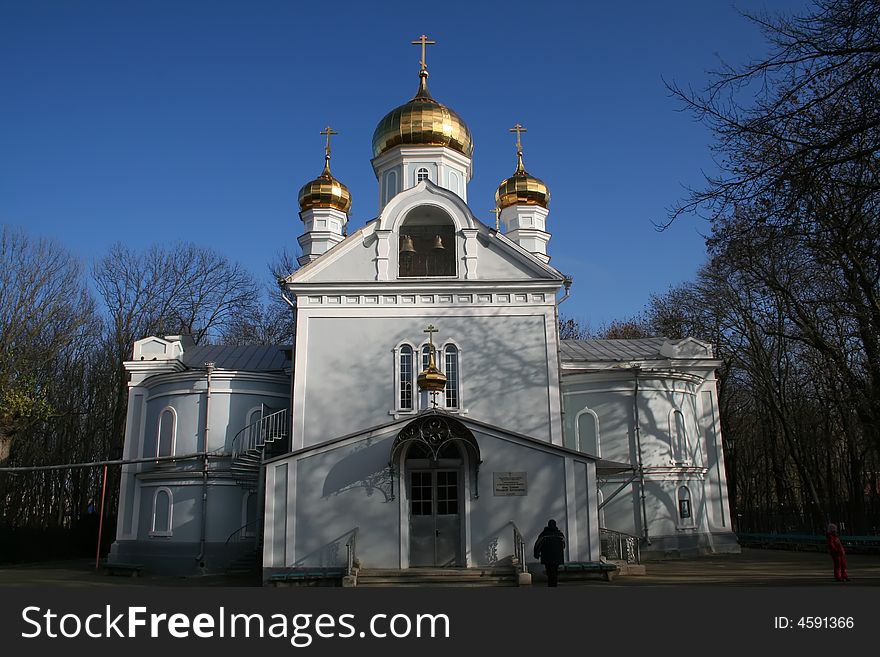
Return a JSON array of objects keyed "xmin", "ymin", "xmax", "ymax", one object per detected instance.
[
  {"xmin": 399, "ymin": 345, "xmax": 414, "ymax": 411},
  {"xmin": 150, "ymin": 488, "xmax": 173, "ymax": 536},
  {"xmin": 678, "ymin": 486, "xmax": 693, "ymax": 524},
  {"xmin": 448, "ymin": 170, "xmax": 461, "ymax": 197},
  {"xmin": 385, "ymin": 170, "xmax": 398, "ymax": 205},
  {"xmin": 421, "ymin": 344, "xmax": 431, "ymax": 371},
  {"xmin": 576, "ymin": 409, "xmax": 600, "ymax": 456},
  {"xmin": 444, "ymin": 345, "xmax": 459, "ymax": 409},
  {"xmin": 672, "ymin": 409, "xmax": 689, "ymax": 463},
  {"xmin": 416, "ymin": 167, "xmax": 429, "ymax": 183},
  {"xmin": 157, "ymin": 408, "xmax": 176, "ymax": 458},
  {"xmin": 398, "ymin": 207, "xmax": 456, "ymax": 278}
]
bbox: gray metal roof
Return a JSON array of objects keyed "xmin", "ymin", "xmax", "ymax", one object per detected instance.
[
  {"xmin": 181, "ymin": 344, "xmax": 292, "ymax": 372},
  {"xmin": 560, "ymin": 338, "xmax": 669, "ymax": 363}
]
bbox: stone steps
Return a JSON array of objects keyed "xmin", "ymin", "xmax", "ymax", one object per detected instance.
[{"xmin": 356, "ymin": 567, "xmax": 519, "ymax": 587}]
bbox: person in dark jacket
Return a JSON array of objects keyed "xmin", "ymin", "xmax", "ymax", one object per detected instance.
[
  {"xmin": 534, "ymin": 519, "xmax": 566, "ymax": 587},
  {"xmin": 826, "ymin": 523, "xmax": 850, "ymax": 582}
]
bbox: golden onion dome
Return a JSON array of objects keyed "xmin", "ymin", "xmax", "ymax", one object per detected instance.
[
  {"xmin": 298, "ymin": 156, "xmax": 352, "ymax": 214},
  {"xmin": 417, "ymin": 346, "xmax": 447, "ymax": 393},
  {"xmin": 372, "ymin": 71, "xmax": 474, "ymax": 159},
  {"xmin": 495, "ymin": 150, "xmax": 550, "ymax": 210}
]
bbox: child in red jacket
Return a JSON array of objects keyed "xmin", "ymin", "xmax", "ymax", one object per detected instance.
[{"xmin": 826, "ymin": 524, "xmax": 850, "ymax": 582}]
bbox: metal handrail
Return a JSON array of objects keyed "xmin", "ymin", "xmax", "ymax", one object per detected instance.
[
  {"xmin": 231, "ymin": 408, "xmax": 289, "ymax": 458},
  {"xmin": 599, "ymin": 527, "xmax": 641, "ymax": 564},
  {"xmin": 345, "ymin": 527, "xmax": 359, "ymax": 577},
  {"xmin": 508, "ymin": 521, "xmax": 528, "ymax": 573},
  {"xmin": 225, "ymin": 518, "xmax": 260, "ymax": 546}
]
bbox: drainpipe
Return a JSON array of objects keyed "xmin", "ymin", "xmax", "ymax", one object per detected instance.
[
  {"xmin": 633, "ymin": 365, "xmax": 650, "ymax": 545},
  {"xmin": 197, "ymin": 361, "xmax": 214, "ymax": 568}
]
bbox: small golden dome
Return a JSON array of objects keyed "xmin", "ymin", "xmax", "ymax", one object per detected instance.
[
  {"xmin": 298, "ymin": 158, "xmax": 352, "ymax": 214},
  {"xmin": 372, "ymin": 71, "xmax": 474, "ymax": 159},
  {"xmin": 495, "ymin": 151, "xmax": 550, "ymax": 210},
  {"xmin": 417, "ymin": 346, "xmax": 447, "ymax": 393}
]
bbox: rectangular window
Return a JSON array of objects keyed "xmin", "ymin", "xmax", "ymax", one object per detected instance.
[
  {"xmin": 436, "ymin": 471, "xmax": 458, "ymax": 515},
  {"xmin": 411, "ymin": 472, "xmax": 432, "ymax": 516}
]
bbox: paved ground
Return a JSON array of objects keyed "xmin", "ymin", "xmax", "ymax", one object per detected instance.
[
  {"xmin": 1, "ymin": 548, "xmax": 878, "ymax": 587},
  {"xmin": 588, "ymin": 547, "xmax": 880, "ymax": 587}
]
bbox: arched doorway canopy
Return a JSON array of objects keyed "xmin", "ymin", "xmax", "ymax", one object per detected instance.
[
  {"xmin": 390, "ymin": 414, "xmax": 481, "ymax": 464},
  {"xmin": 389, "ymin": 413, "xmax": 482, "ymax": 499}
]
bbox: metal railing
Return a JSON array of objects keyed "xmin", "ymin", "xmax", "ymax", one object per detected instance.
[
  {"xmin": 346, "ymin": 527, "xmax": 359, "ymax": 576},
  {"xmin": 509, "ymin": 521, "xmax": 528, "ymax": 573},
  {"xmin": 600, "ymin": 527, "xmax": 641, "ymax": 564},
  {"xmin": 225, "ymin": 519, "xmax": 260, "ymax": 546},
  {"xmin": 231, "ymin": 408, "xmax": 289, "ymax": 458}
]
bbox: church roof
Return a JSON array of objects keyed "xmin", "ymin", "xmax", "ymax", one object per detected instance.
[
  {"xmin": 560, "ymin": 338, "xmax": 670, "ymax": 362},
  {"xmin": 181, "ymin": 344, "xmax": 292, "ymax": 372}
]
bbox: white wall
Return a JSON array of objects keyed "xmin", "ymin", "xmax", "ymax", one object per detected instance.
[{"xmin": 293, "ymin": 311, "xmax": 556, "ymax": 447}]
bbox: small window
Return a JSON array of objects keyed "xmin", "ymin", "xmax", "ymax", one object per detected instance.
[
  {"xmin": 150, "ymin": 488, "xmax": 173, "ymax": 536},
  {"xmin": 399, "ymin": 346, "xmax": 414, "ymax": 411},
  {"xmin": 444, "ymin": 345, "xmax": 459, "ymax": 409},
  {"xmin": 416, "ymin": 167, "xmax": 429, "ymax": 183}
]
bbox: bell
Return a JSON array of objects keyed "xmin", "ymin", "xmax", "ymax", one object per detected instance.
[
  {"xmin": 432, "ymin": 234, "xmax": 444, "ymax": 250},
  {"xmin": 400, "ymin": 235, "xmax": 415, "ymax": 254}
]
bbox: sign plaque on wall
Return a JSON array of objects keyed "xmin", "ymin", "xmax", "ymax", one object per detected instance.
[{"xmin": 493, "ymin": 472, "xmax": 527, "ymax": 496}]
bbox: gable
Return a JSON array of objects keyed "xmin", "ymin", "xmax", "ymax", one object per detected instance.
[{"xmin": 289, "ymin": 183, "xmax": 563, "ymax": 286}]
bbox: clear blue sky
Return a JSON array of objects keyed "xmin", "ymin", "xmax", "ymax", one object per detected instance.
[{"xmin": 0, "ymin": 0, "xmax": 813, "ymax": 329}]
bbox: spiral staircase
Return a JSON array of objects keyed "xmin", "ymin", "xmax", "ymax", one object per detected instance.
[{"xmin": 224, "ymin": 407, "xmax": 289, "ymax": 576}]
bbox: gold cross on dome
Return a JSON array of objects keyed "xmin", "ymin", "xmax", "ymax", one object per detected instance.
[
  {"xmin": 412, "ymin": 34, "xmax": 436, "ymax": 72},
  {"xmin": 423, "ymin": 324, "xmax": 437, "ymax": 347},
  {"xmin": 319, "ymin": 125, "xmax": 338, "ymax": 158},
  {"xmin": 509, "ymin": 123, "xmax": 527, "ymax": 153}
]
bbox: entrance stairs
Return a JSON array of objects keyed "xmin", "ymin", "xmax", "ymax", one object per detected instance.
[{"xmin": 354, "ymin": 566, "xmax": 519, "ymax": 587}]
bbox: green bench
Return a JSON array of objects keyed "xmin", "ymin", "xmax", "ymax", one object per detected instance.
[
  {"xmin": 558, "ymin": 562, "xmax": 619, "ymax": 582},
  {"xmin": 267, "ymin": 568, "xmax": 346, "ymax": 587}
]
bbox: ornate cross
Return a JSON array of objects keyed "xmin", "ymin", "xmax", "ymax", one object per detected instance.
[
  {"xmin": 320, "ymin": 125, "xmax": 338, "ymax": 158},
  {"xmin": 412, "ymin": 34, "xmax": 436, "ymax": 72},
  {"xmin": 423, "ymin": 324, "xmax": 439, "ymax": 408},
  {"xmin": 424, "ymin": 324, "xmax": 437, "ymax": 349},
  {"xmin": 509, "ymin": 123, "xmax": 527, "ymax": 152}
]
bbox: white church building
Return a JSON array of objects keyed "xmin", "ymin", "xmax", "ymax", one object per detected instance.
[{"xmin": 108, "ymin": 39, "xmax": 738, "ymax": 582}]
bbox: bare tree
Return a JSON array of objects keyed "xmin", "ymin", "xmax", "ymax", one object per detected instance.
[
  {"xmin": 0, "ymin": 226, "xmax": 96, "ymax": 462},
  {"xmin": 666, "ymin": 0, "xmax": 880, "ymax": 227}
]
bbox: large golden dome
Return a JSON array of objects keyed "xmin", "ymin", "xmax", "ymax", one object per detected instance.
[
  {"xmin": 495, "ymin": 151, "xmax": 550, "ymax": 210},
  {"xmin": 298, "ymin": 158, "xmax": 352, "ymax": 214},
  {"xmin": 372, "ymin": 71, "xmax": 474, "ymax": 159}
]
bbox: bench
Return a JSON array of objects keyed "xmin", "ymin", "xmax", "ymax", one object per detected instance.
[
  {"xmin": 105, "ymin": 562, "xmax": 144, "ymax": 577},
  {"xmin": 558, "ymin": 562, "xmax": 619, "ymax": 582},
  {"xmin": 267, "ymin": 568, "xmax": 346, "ymax": 587}
]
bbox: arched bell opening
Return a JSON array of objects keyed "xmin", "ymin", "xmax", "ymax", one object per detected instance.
[
  {"xmin": 389, "ymin": 414, "xmax": 481, "ymax": 568},
  {"xmin": 398, "ymin": 206, "xmax": 457, "ymax": 278}
]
